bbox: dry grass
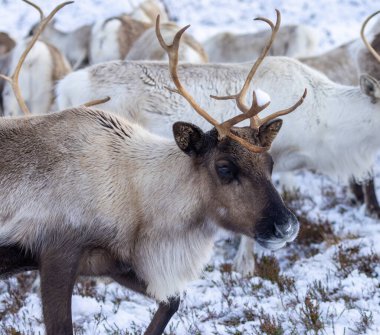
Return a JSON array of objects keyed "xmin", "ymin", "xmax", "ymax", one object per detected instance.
[{"xmin": 334, "ymin": 244, "xmax": 380, "ymax": 278}]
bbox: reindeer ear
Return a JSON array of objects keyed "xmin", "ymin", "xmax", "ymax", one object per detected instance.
[
  {"xmin": 172, "ymin": 122, "xmax": 205, "ymax": 156},
  {"xmin": 360, "ymin": 74, "xmax": 380, "ymax": 103},
  {"xmin": 258, "ymin": 119, "xmax": 283, "ymax": 148}
]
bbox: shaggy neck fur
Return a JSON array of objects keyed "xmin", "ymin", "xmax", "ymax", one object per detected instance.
[{"xmin": 108, "ymin": 125, "xmax": 217, "ymax": 300}]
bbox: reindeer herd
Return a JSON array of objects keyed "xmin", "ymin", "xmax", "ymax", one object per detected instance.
[{"xmin": 0, "ymin": 0, "xmax": 379, "ymax": 334}]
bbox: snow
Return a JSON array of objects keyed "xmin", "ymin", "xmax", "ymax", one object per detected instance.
[
  {"xmin": 255, "ymin": 88, "xmax": 271, "ymax": 107},
  {"xmin": 1, "ymin": 0, "xmax": 380, "ymax": 334}
]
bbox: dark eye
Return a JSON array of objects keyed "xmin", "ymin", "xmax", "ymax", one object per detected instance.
[{"xmin": 216, "ymin": 160, "xmax": 238, "ymax": 182}]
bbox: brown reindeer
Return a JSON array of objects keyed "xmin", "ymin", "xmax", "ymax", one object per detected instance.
[{"xmin": 0, "ymin": 5, "xmax": 305, "ymax": 335}]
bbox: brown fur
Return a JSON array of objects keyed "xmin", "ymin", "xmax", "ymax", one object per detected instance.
[
  {"xmin": 115, "ymin": 15, "xmax": 152, "ymax": 59},
  {"xmin": 126, "ymin": 22, "xmax": 208, "ymax": 62},
  {"xmin": 0, "ymin": 108, "xmax": 297, "ymax": 334},
  {"xmin": 0, "ymin": 32, "xmax": 15, "ymax": 55}
]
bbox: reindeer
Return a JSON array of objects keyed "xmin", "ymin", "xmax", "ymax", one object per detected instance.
[
  {"xmin": 126, "ymin": 21, "xmax": 208, "ymax": 63},
  {"xmin": 2, "ymin": 37, "xmax": 71, "ymax": 116},
  {"xmin": 296, "ymin": 11, "xmax": 380, "ymax": 217},
  {"xmin": 204, "ymin": 23, "xmax": 318, "ymax": 62},
  {"xmin": 56, "ymin": 12, "xmax": 380, "ymax": 275},
  {"xmin": 29, "ymin": 21, "xmax": 92, "ymax": 70},
  {"xmin": 0, "ymin": 4, "xmax": 302, "ymax": 334},
  {"xmin": 89, "ymin": 14, "xmax": 152, "ymax": 64},
  {"xmin": 0, "ymin": 32, "xmax": 16, "ymax": 115},
  {"xmin": 130, "ymin": 0, "xmax": 169, "ymax": 24}
]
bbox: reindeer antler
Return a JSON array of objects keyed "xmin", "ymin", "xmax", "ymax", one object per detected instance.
[
  {"xmin": 156, "ymin": 11, "xmax": 307, "ymax": 153},
  {"xmin": 0, "ymin": 0, "xmax": 73, "ymax": 115},
  {"xmin": 361, "ymin": 10, "xmax": 380, "ymax": 63},
  {"xmin": 211, "ymin": 10, "xmax": 307, "ymax": 130}
]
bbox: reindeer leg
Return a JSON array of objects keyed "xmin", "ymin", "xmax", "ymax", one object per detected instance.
[
  {"xmin": 111, "ymin": 269, "xmax": 180, "ymax": 335},
  {"xmin": 349, "ymin": 177, "xmax": 365, "ymax": 205},
  {"xmin": 233, "ymin": 235, "xmax": 255, "ymax": 276},
  {"xmin": 0, "ymin": 245, "xmax": 38, "ymax": 278},
  {"xmin": 143, "ymin": 297, "xmax": 180, "ymax": 335},
  {"xmin": 39, "ymin": 248, "xmax": 82, "ymax": 335},
  {"xmin": 363, "ymin": 178, "xmax": 380, "ymax": 219}
]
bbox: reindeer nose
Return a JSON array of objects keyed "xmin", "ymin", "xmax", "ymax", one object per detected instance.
[
  {"xmin": 274, "ymin": 214, "xmax": 298, "ymax": 239},
  {"xmin": 274, "ymin": 223, "xmax": 291, "ymax": 238}
]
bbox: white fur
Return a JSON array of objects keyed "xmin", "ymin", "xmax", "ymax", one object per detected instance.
[
  {"xmin": 56, "ymin": 58, "xmax": 379, "ymax": 182},
  {"xmin": 204, "ymin": 25, "xmax": 319, "ymax": 63},
  {"xmin": 89, "ymin": 19, "xmax": 122, "ymax": 64},
  {"xmin": 3, "ymin": 40, "xmax": 53, "ymax": 116},
  {"xmin": 56, "ymin": 69, "xmax": 92, "ymax": 108},
  {"xmin": 39, "ymin": 24, "xmax": 91, "ymax": 70}
]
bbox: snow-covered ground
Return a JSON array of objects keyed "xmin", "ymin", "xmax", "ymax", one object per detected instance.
[{"xmin": 0, "ymin": 0, "xmax": 380, "ymax": 334}]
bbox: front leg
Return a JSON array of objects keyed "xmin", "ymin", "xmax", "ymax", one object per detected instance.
[
  {"xmin": 363, "ymin": 178, "xmax": 380, "ymax": 219},
  {"xmin": 349, "ymin": 177, "xmax": 364, "ymax": 205},
  {"xmin": 144, "ymin": 296, "xmax": 180, "ymax": 335},
  {"xmin": 110, "ymin": 269, "xmax": 180, "ymax": 335},
  {"xmin": 39, "ymin": 248, "xmax": 82, "ymax": 335},
  {"xmin": 233, "ymin": 235, "xmax": 255, "ymax": 276}
]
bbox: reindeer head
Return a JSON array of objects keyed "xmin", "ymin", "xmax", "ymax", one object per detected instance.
[
  {"xmin": 360, "ymin": 10, "xmax": 380, "ymax": 103},
  {"xmin": 156, "ymin": 11, "xmax": 307, "ymax": 250}
]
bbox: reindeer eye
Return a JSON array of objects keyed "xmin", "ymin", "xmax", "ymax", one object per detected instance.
[{"xmin": 216, "ymin": 160, "xmax": 237, "ymax": 182}]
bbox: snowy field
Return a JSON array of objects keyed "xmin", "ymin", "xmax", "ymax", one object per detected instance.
[{"xmin": 0, "ymin": 0, "xmax": 380, "ymax": 334}]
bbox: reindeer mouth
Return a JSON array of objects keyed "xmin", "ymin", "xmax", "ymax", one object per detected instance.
[
  {"xmin": 255, "ymin": 238, "xmax": 288, "ymax": 251},
  {"xmin": 254, "ymin": 221, "xmax": 299, "ymax": 251}
]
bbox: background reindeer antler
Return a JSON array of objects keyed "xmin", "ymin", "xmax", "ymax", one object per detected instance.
[
  {"xmin": 0, "ymin": 0, "xmax": 73, "ymax": 115},
  {"xmin": 361, "ymin": 10, "xmax": 380, "ymax": 63},
  {"xmin": 156, "ymin": 11, "xmax": 307, "ymax": 153}
]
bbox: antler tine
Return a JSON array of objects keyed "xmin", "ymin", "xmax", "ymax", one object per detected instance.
[
  {"xmin": 22, "ymin": 0, "xmax": 44, "ymax": 21},
  {"xmin": 210, "ymin": 9, "xmax": 281, "ymax": 116},
  {"xmin": 361, "ymin": 10, "xmax": 380, "ymax": 63},
  {"xmin": 0, "ymin": 1, "xmax": 73, "ymax": 115},
  {"xmin": 155, "ymin": 15, "xmax": 220, "ymax": 129},
  {"xmin": 156, "ymin": 15, "xmax": 271, "ymax": 152},
  {"xmin": 82, "ymin": 96, "xmax": 111, "ymax": 107},
  {"xmin": 256, "ymin": 89, "xmax": 307, "ymax": 128}
]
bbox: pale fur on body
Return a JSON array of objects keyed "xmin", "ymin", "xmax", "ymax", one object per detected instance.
[
  {"xmin": 126, "ymin": 22, "xmax": 208, "ymax": 63},
  {"xmin": 3, "ymin": 38, "xmax": 71, "ymax": 116},
  {"xmin": 0, "ymin": 103, "xmax": 299, "ymax": 305},
  {"xmin": 204, "ymin": 24, "xmax": 318, "ymax": 63},
  {"xmin": 57, "ymin": 58, "xmax": 380, "ymax": 183},
  {"xmin": 0, "ymin": 107, "xmax": 214, "ymax": 300},
  {"xmin": 300, "ymin": 32, "xmax": 380, "ymax": 87},
  {"xmin": 35, "ymin": 22, "xmax": 92, "ymax": 70},
  {"xmin": 130, "ymin": 0, "xmax": 169, "ymax": 24},
  {"xmin": 89, "ymin": 15, "xmax": 151, "ymax": 64}
]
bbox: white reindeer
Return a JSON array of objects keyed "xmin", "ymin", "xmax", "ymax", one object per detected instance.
[
  {"xmin": 89, "ymin": 14, "xmax": 152, "ymax": 64},
  {"xmin": 295, "ymin": 11, "xmax": 380, "ymax": 216},
  {"xmin": 204, "ymin": 24, "xmax": 318, "ymax": 62},
  {"xmin": 29, "ymin": 21, "xmax": 92, "ymax": 70},
  {"xmin": 2, "ymin": 37, "xmax": 71, "ymax": 116},
  {"xmin": 0, "ymin": 5, "xmax": 301, "ymax": 334}
]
